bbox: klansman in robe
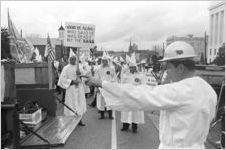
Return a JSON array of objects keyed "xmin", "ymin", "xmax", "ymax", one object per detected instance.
[
  {"xmin": 96, "ymin": 56, "xmax": 116, "ymax": 119},
  {"xmin": 58, "ymin": 56, "xmax": 86, "ymax": 126},
  {"xmin": 120, "ymin": 66, "xmax": 146, "ymax": 133}
]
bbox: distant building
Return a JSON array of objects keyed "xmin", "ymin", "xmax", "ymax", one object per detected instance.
[
  {"xmin": 58, "ymin": 24, "xmax": 65, "ymax": 41},
  {"xmin": 106, "ymin": 41, "xmax": 156, "ymax": 63},
  {"xmin": 208, "ymin": 1, "xmax": 226, "ymax": 63},
  {"xmin": 27, "ymin": 37, "xmax": 63, "ymax": 60},
  {"xmin": 128, "ymin": 40, "xmax": 138, "ymax": 53},
  {"xmin": 166, "ymin": 34, "xmax": 206, "ymax": 62}
]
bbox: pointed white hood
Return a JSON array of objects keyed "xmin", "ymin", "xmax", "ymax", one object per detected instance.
[
  {"xmin": 69, "ymin": 48, "xmax": 76, "ymax": 58},
  {"xmin": 126, "ymin": 54, "xmax": 130, "ymax": 64},
  {"xmin": 119, "ymin": 56, "xmax": 124, "ymax": 62},
  {"xmin": 102, "ymin": 50, "xmax": 108, "ymax": 60},
  {"xmin": 129, "ymin": 52, "xmax": 137, "ymax": 67}
]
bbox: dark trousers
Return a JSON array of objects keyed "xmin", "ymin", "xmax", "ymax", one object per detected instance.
[
  {"xmin": 62, "ymin": 89, "xmax": 66, "ymax": 103},
  {"xmin": 90, "ymin": 85, "xmax": 95, "ymax": 95},
  {"xmin": 121, "ymin": 123, "xmax": 137, "ymax": 132},
  {"xmin": 132, "ymin": 123, "xmax": 138, "ymax": 132},
  {"xmin": 99, "ymin": 110, "xmax": 113, "ymax": 119},
  {"xmin": 90, "ymin": 94, "xmax": 97, "ymax": 107}
]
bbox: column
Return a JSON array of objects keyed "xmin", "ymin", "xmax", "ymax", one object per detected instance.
[
  {"xmin": 215, "ymin": 13, "xmax": 218, "ymax": 47},
  {"xmin": 207, "ymin": 14, "xmax": 212, "ymax": 63},
  {"xmin": 212, "ymin": 14, "xmax": 215, "ymax": 50},
  {"xmin": 209, "ymin": 14, "xmax": 213, "ymax": 48},
  {"xmin": 211, "ymin": 14, "xmax": 216, "ymax": 61},
  {"xmin": 223, "ymin": 10, "xmax": 226, "ymax": 44},
  {"xmin": 219, "ymin": 11, "xmax": 223, "ymax": 45},
  {"xmin": 218, "ymin": 11, "xmax": 221, "ymax": 48}
]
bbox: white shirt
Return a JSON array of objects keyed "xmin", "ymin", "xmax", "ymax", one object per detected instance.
[{"xmin": 101, "ymin": 76, "xmax": 217, "ymax": 149}]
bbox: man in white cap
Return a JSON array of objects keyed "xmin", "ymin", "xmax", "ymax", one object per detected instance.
[
  {"xmin": 87, "ymin": 41, "xmax": 217, "ymax": 149},
  {"xmin": 120, "ymin": 54, "xmax": 145, "ymax": 133},
  {"xmin": 58, "ymin": 49, "xmax": 86, "ymax": 126},
  {"xmin": 96, "ymin": 51, "xmax": 116, "ymax": 119}
]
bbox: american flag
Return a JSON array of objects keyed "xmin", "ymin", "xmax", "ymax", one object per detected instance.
[{"xmin": 46, "ymin": 34, "xmax": 56, "ymax": 62}]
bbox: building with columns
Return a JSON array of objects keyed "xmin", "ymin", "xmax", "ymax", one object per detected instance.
[{"xmin": 208, "ymin": 1, "xmax": 226, "ymax": 63}]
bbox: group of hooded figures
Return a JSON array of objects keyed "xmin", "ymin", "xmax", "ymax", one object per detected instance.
[{"xmin": 56, "ymin": 48, "xmax": 159, "ymax": 131}]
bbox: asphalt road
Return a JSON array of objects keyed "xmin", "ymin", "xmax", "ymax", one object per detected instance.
[{"xmin": 56, "ymin": 93, "xmax": 222, "ymax": 149}]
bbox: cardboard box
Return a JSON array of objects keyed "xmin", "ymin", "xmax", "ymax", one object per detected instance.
[{"xmin": 19, "ymin": 108, "xmax": 42, "ymax": 125}]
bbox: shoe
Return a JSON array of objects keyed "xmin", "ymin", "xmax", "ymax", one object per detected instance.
[
  {"xmin": 108, "ymin": 110, "xmax": 113, "ymax": 120},
  {"xmin": 109, "ymin": 116, "xmax": 114, "ymax": 120},
  {"xmin": 78, "ymin": 121, "xmax": 85, "ymax": 126},
  {"xmin": 132, "ymin": 123, "xmax": 137, "ymax": 133},
  {"xmin": 121, "ymin": 127, "xmax": 128, "ymax": 131},
  {"xmin": 99, "ymin": 111, "xmax": 105, "ymax": 119},
  {"xmin": 121, "ymin": 123, "xmax": 129, "ymax": 131}
]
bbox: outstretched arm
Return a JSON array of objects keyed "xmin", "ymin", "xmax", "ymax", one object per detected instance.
[{"xmin": 87, "ymin": 76, "xmax": 183, "ymax": 112}]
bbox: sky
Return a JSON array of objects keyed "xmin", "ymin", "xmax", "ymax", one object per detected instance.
[{"xmin": 1, "ymin": 1, "xmax": 210, "ymax": 51}]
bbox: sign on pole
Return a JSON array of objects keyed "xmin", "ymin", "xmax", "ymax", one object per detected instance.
[{"xmin": 64, "ymin": 22, "xmax": 95, "ymax": 48}]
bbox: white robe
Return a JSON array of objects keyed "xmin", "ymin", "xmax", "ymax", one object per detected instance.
[
  {"xmin": 120, "ymin": 72, "xmax": 145, "ymax": 124},
  {"xmin": 57, "ymin": 64, "xmax": 87, "ymax": 116},
  {"xmin": 101, "ymin": 76, "xmax": 217, "ymax": 149},
  {"xmin": 96, "ymin": 66, "xmax": 116, "ymax": 111},
  {"xmin": 120, "ymin": 64, "xmax": 130, "ymax": 80}
]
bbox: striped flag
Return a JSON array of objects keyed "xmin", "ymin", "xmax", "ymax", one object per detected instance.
[
  {"xmin": 46, "ymin": 34, "xmax": 56, "ymax": 89},
  {"xmin": 46, "ymin": 34, "xmax": 56, "ymax": 62}
]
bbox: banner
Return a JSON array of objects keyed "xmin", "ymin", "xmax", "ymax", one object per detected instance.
[
  {"xmin": 64, "ymin": 22, "xmax": 95, "ymax": 48},
  {"xmin": 8, "ymin": 9, "xmax": 34, "ymax": 62}
]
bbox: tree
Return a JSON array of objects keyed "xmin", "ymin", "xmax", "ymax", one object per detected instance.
[
  {"xmin": 1, "ymin": 27, "xmax": 11, "ymax": 59},
  {"xmin": 212, "ymin": 43, "xmax": 225, "ymax": 66}
]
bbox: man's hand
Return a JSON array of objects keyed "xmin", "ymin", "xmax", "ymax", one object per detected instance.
[
  {"xmin": 86, "ymin": 76, "xmax": 103, "ymax": 88},
  {"xmin": 76, "ymin": 70, "xmax": 81, "ymax": 76},
  {"xmin": 71, "ymin": 78, "xmax": 82, "ymax": 86}
]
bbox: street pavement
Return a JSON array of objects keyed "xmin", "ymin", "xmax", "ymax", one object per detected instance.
[
  {"xmin": 146, "ymin": 111, "xmax": 222, "ymax": 149},
  {"xmin": 116, "ymin": 111, "xmax": 160, "ymax": 149},
  {"xmin": 55, "ymin": 93, "xmax": 222, "ymax": 149}
]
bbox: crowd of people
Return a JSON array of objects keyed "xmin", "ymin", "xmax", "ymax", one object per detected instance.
[
  {"xmin": 55, "ymin": 48, "xmax": 158, "ymax": 129},
  {"xmin": 54, "ymin": 41, "xmax": 220, "ymax": 149}
]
